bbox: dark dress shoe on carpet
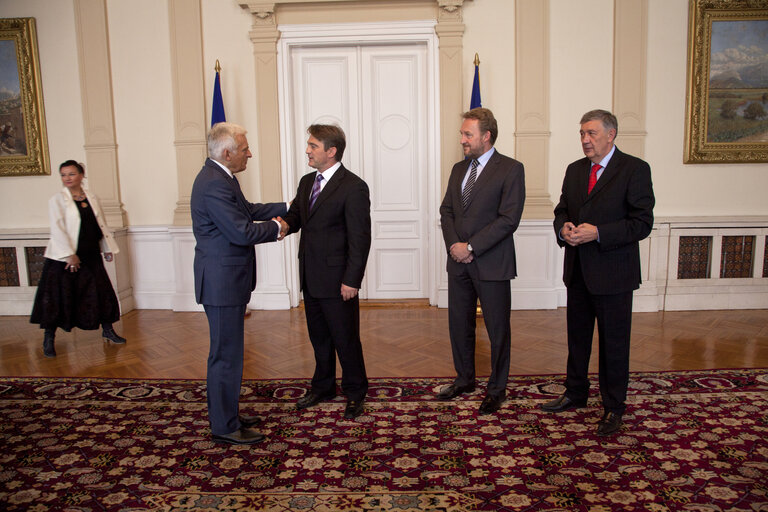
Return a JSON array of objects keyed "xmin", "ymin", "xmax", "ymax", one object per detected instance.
[
  {"xmin": 436, "ymin": 383, "xmax": 475, "ymax": 400},
  {"xmin": 239, "ymin": 415, "xmax": 262, "ymax": 428},
  {"xmin": 344, "ymin": 399, "xmax": 365, "ymax": 419},
  {"xmin": 540, "ymin": 394, "xmax": 587, "ymax": 413},
  {"xmin": 212, "ymin": 427, "xmax": 265, "ymax": 445},
  {"xmin": 296, "ymin": 391, "xmax": 336, "ymax": 410},
  {"xmin": 102, "ymin": 328, "xmax": 126, "ymax": 344},
  {"xmin": 478, "ymin": 394, "xmax": 504, "ymax": 415},
  {"xmin": 596, "ymin": 411, "xmax": 622, "ymax": 436}
]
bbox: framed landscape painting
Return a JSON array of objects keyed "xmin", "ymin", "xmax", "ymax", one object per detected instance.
[
  {"xmin": 684, "ymin": 0, "xmax": 768, "ymax": 163},
  {"xmin": 0, "ymin": 17, "xmax": 50, "ymax": 176}
]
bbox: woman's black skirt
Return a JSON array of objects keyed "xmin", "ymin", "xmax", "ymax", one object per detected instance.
[{"xmin": 30, "ymin": 255, "xmax": 120, "ymax": 331}]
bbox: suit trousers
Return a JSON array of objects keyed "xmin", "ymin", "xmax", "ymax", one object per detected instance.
[
  {"xmin": 303, "ymin": 289, "xmax": 368, "ymax": 402},
  {"xmin": 564, "ymin": 260, "xmax": 633, "ymax": 414},
  {"xmin": 448, "ymin": 265, "xmax": 511, "ymax": 397},
  {"xmin": 204, "ymin": 303, "xmax": 247, "ymax": 435}
]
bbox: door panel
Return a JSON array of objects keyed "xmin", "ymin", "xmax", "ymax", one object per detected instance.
[{"xmin": 288, "ymin": 44, "xmax": 428, "ymax": 299}]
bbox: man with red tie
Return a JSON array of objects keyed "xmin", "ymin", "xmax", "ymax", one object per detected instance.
[{"xmin": 542, "ymin": 109, "xmax": 655, "ymax": 437}]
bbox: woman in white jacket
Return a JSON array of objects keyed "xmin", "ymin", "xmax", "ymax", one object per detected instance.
[{"xmin": 30, "ymin": 160, "xmax": 125, "ymax": 357}]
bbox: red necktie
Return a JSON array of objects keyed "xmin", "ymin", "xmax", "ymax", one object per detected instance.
[{"xmin": 588, "ymin": 163, "xmax": 601, "ymax": 194}]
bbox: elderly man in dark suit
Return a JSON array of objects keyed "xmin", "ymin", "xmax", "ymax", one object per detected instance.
[
  {"xmin": 542, "ymin": 109, "xmax": 655, "ymax": 437},
  {"xmin": 191, "ymin": 122, "xmax": 287, "ymax": 445},
  {"xmin": 280, "ymin": 124, "xmax": 371, "ymax": 420},
  {"xmin": 438, "ymin": 107, "xmax": 526, "ymax": 415}
]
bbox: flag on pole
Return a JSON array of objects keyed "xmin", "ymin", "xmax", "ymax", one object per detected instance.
[
  {"xmin": 211, "ymin": 60, "xmax": 226, "ymax": 126},
  {"xmin": 470, "ymin": 53, "xmax": 482, "ymax": 109}
]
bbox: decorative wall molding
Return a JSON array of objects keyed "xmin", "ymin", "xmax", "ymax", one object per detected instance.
[
  {"xmin": 168, "ymin": 0, "xmax": 208, "ymax": 226},
  {"xmin": 613, "ymin": 0, "xmax": 648, "ymax": 158},
  {"xmin": 73, "ymin": 0, "xmax": 126, "ymax": 228},
  {"xmin": 514, "ymin": 0, "xmax": 553, "ymax": 219},
  {"xmin": 4, "ymin": 217, "xmax": 767, "ymax": 316}
]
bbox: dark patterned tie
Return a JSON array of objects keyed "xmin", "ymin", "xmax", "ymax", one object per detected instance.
[
  {"xmin": 462, "ymin": 159, "xmax": 479, "ymax": 208},
  {"xmin": 588, "ymin": 163, "xmax": 601, "ymax": 194},
  {"xmin": 309, "ymin": 173, "xmax": 324, "ymax": 210}
]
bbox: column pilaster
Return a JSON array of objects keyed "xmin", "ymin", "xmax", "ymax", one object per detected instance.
[
  {"xmin": 241, "ymin": 2, "xmax": 282, "ymax": 200},
  {"xmin": 613, "ymin": 0, "xmax": 648, "ymax": 158},
  {"xmin": 168, "ymin": 0, "xmax": 208, "ymax": 226},
  {"xmin": 515, "ymin": 0, "xmax": 553, "ymax": 220},
  {"xmin": 435, "ymin": 0, "xmax": 466, "ymax": 189},
  {"xmin": 73, "ymin": 0, "xmax": 126, "ymax": 228}
]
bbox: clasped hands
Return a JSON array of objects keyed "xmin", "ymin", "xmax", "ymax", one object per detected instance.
[
  {"xmin": 275, "ymin": 217, "xmax": 289, "ymax": 241},
  {"xmin": 560, "ymin": 221, "xmax": 598, "ymax": 246},
  {"xmin": 449, "ymin": 242, "xmax": 474, "ymax": 264}
]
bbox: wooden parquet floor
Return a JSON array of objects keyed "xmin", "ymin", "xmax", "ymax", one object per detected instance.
[{"xmin": 1, "ymin": 305, "xmax": 767, "ymax": 379}]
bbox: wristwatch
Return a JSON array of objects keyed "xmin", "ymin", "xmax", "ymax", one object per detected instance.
[{"xmin": 467, "ymin": 243, "xmax": 474, "ymax": 253}]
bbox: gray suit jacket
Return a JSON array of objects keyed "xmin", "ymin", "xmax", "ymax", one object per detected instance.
[{"xmin": 440, "ymin": 150, "xmax": 526, "ymax": 281}]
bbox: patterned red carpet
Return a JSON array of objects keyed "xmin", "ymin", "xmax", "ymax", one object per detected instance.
[{"xmin": 1, "ymin": 370, "xmax": 767, "ymax": 511}]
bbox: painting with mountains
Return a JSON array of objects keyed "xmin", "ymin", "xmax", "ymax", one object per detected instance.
[{"xmin": 707, "ymin": 19, "xmax": 768, "ymax": 143}]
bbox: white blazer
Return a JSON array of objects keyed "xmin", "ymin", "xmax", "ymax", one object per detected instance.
[{"xmin": 44, "ymin": 187, "xmax": 119, "ymax": 261}]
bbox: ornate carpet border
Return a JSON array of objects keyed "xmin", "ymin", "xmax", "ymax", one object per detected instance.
[{"xmin": 1, "ymin": 368, "xmax": 766, "ymax": 404}]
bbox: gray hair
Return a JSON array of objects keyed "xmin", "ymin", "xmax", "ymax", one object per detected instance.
[
  {"xmin": 208, "ymin": 122, "xmax": 247, "ymax": 161},
  {"xmin": 580, "ymin": 109, "xmax": 618, "ymax": 135}
]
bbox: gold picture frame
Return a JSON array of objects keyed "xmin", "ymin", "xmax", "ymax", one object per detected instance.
[
  {"xmin": 684, "ymin": 0, "xmax": 768, "ymax": 163},
  {"xmin": 0, "ymin": 17, "xmax": 50, "ymax": 176}
]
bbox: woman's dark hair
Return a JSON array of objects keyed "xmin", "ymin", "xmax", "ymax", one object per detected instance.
[{"xmin": 59, "ymin": 160, "xmax": 85, "ymax": 174}]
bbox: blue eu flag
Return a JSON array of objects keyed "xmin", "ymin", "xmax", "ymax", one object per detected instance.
[
  {"xmin": 470, "ymin": 53, "xmax": 481, "ymax": 109},
  {"xmin": 211, "ymin": 60, "xmax": 226, "ymax": 126}
]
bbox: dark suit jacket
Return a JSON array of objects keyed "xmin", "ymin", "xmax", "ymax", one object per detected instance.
[
  {"xmin": 553, "ymin": 147, "xmax": 655, "ymax": 295},
  {"xmin": 283, "ymin": 164, "xmax": 371, "ymax": 298},
  {"xmin": 191, "ymin": 158, "xmax": 287, "ymax": 306},
  {"xmin": 440, "ymin": 150, "xmax": 526, "ymax": 281}
]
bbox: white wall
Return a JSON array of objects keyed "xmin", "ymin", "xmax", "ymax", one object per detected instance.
[
  {"xmin": 547, "ymin": 0, "xmax": 614, "ymax": 207},
  {"xmin": 107, "ymin": 0, "xmax": 177, "ymax": 226}
]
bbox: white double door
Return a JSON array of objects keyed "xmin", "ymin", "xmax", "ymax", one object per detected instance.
[{"xmin": 284, "ymin": 43, "xmax": 432, "ymax": 300}]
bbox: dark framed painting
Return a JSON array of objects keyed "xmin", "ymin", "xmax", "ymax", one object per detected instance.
[
  {"xmin": 0, "ymin": 17, "xmax": 50, "ymax": 176},
  {"xmin": 684, "ymin": 0, "xmax": 768, "ymax": 163}
]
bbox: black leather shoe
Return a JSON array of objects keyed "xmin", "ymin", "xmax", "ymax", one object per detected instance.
[
  {"xmin": 212, "ymin": 427, "xmax": 265, "ymax": 445},
  {"xmin": 296, "ymin": 391, "xmax": 336, "ymax": 410},
  {"xmin": 42, "ymin": 333, "xmax": 56, "ymax": 358},
  {"xmin": 540, "ymin": 394, "xmax": 587, "ymax": 413},
  {"xmin": 596, "ymin": 411, "xmax": 622, "ymax": 436},
  {"xmin": 344, "ymin": 399, "xmax": 364, "ymax": 419},
  {"xmin": 239, "ymin": 415, "xmax": 262, "ymax": 428},
  {"xmin": 436, "ymin": 383, "xmax": 475, "ymax": 400},
  {"xmin": 102, "ymin": 328, "xmax": 126, "ymax": 344},
  {"xmin": 478, "ymin": 394, "xmax": 505, "ymax": 414}
]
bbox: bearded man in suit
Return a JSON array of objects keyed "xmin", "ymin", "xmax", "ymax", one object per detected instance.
[
  {"xmin": 191, "ymin": 122, "xmax": 287, "ymax": 445},
  {"xmin": 280, "ymin": 124, "xmax": 371, "ymax": 420},
  {"xmin": 438, "ymin": 107, "xmax": 526, "ymax": 415},
  {"xmin": 541, "ymin": 109, "xmax": 655, "ymax": 437}
]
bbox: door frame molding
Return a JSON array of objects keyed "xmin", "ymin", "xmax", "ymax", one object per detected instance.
[{"xmin": 276, "ymin": 21, "xmax": 441, "ymax": 306}]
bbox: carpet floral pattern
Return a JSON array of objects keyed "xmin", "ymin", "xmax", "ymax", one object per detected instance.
[{"xmin": 1, "ymin": 369, "xmax": 767, "ymax": 511}]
